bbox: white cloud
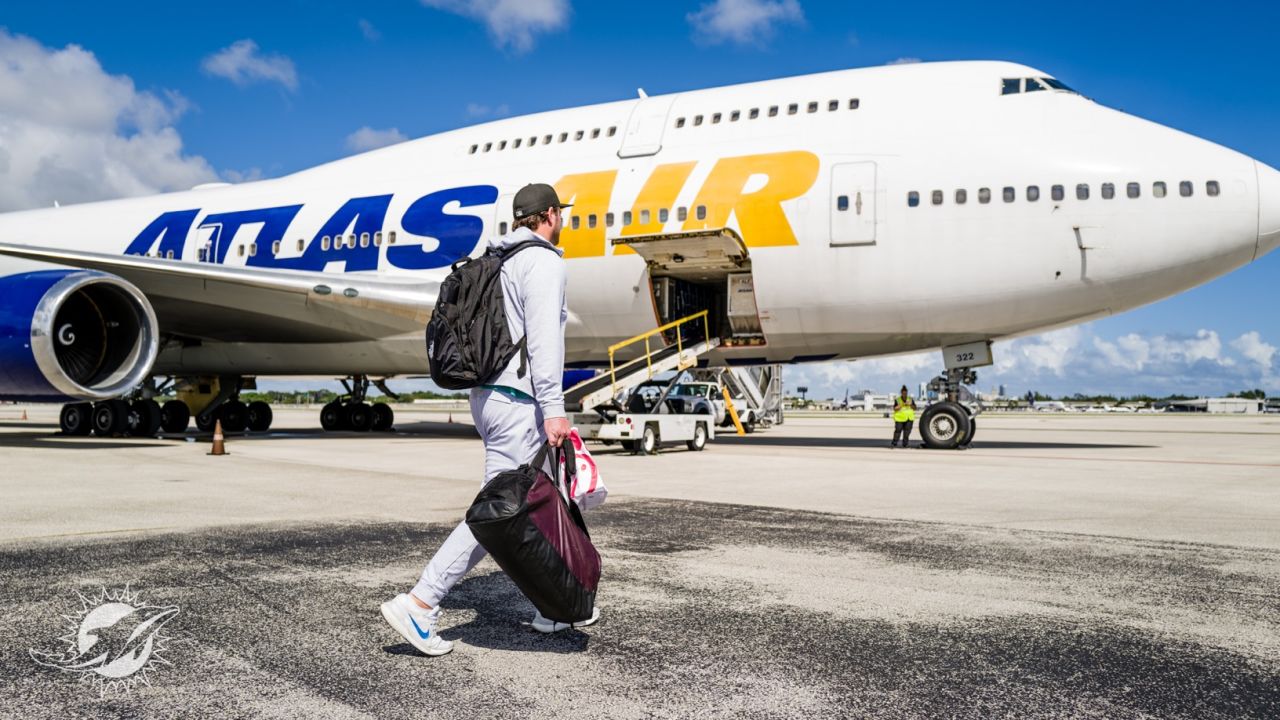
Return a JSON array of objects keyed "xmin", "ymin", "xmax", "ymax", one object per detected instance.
[
  {"xmin": 687, "ymin": 0, "xmax": 805, "ymax": 46},
  {"xmin": 886, "ymin": 57, "xmax": 922, "ymax": 65},
  {"xmin": 420, "ymin": 0, "xmax": 570, "ymax": 53},
  {"xmin": 358, "ymin": 19, "xmax": 381, "ymax": 42},
  {"xmin": 784, "ymin": 325, "xmax": 1280, "ymax": 402},
  {"xmin": 0, "ymin": 30, "xmax": 216, "ymax": 212},
  {"xmin": 465, "ymin": 102, "xmax": 511, "ymax": 118},
  {"xmin": 345, "ymin": 126, "xmax": 408, "ymax": 153},
  {"xmin": 1232, "ymin": 331, "xmax": 1276, "ymax": 373},
  {"xmin": 201, "ymin": 40, "xmax": 299, "ymax": 92}
]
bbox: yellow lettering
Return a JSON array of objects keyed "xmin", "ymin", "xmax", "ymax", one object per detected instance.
[
  {"xmin": 617, "ymin": 162, "xmax": 698, "ymax": 254},
  {"xmin": 554, "ymin": 170, "xmax": 617, "ymax": 258},
  {"xmin": 680, "ymin": 151, "xmax": 819, "ymax": 246}
]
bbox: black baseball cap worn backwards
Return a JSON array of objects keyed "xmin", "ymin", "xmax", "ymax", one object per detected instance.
[{"xmin": 513, "ymin": 183, "xmax": 572, "ymax": 219}]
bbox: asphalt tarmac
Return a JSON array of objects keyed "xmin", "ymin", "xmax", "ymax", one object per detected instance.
[{"xmin": 0, "ymin": 406, "xmax": 1277, "ymax": 718}]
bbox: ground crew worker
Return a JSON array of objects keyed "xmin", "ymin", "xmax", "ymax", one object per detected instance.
[
  {"xmin": 380, "ymin": 183, "xmax": 597, "ymax": 657},
  {"xmin": 890, "ymin": 385, "xmax": 916, "ymax": 448}
]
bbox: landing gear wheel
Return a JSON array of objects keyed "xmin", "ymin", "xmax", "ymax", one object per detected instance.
[
  {"xmin": 370, "ymin": 403, "xmax": 394, "ymax": 432},
  {"xmin": 687, "ymin": 423, "xmax": 708, "ymax": 452},
  {"xmin": 345, "ymin": 402, "xmax": 373, "ymax": 432},
  {"xmin": 641, "ymin": 424, "xmax": 660, "ymax": 455},
  {"xmin": 195, "ymin": 411, "xmax": 218, "ymax": 433},
  {"xmin": 160, "ymin": 400, "xmax": 190, "ymax": 433},
  {"xmin": 92, "ymin": 400, "xmax": 130, "ymax": 437},
  {"xmin": 247, "ymin": 401, "xmax": 273, "ymax": 432},
  {"xmin": 220, "ymin": 400, "xmax": 248, "ymax": 433},
  {"xmin": 59, "ymin": 403, "xmax": 93, "ymax": 436},
  {"xmin": 919, "ymin": 401, "xmax": 969, "ymax": 450},
  {"xmin": 320, "ymin": 402, "xmax": 345, "ymax": 431},
  {"xmin": 961, "ymin": 415, "xmax": 976, "ymax": 447},
  {"xmin": 131, "ymin": 399, "xmax": 163, "ymax": 437}
]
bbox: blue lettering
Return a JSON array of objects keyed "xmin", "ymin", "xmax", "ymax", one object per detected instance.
[
  {"xmin": 199, "ymin": 205, "xmax": 304, "ymax": 266},
  {"xmin": 388, "ymin": 185, "xmax": 497, "ymax": 270},
  {"xmin": 281, "ymin": 195, "xmax": 392, "ymax": 272},
  {"xmin": 123, "ymin": 209, "xmax": 199, "ymax": 257}
]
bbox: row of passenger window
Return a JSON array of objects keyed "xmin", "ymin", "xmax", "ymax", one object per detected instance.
[
  {"xmin": 498, "ymin": 205, "xmax": 710, "ymax": 235},
  {"xmin": 469, "ymin": 126, "xmax": 618, "ymax": 155},
  {"xmin": 158, "ymin": 231, "xmax": 405, "ymax": 261},
  {"xmin": 674, "ymin": 97, "xmax": 860, "ymax": 129},
  {"xmin": 905, "ymin": 180, "xmax": 1221, "ymax": 208}
]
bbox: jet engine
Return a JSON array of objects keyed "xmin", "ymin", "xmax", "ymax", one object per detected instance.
[{"xmin": 0, "ymin": 269, "xmax": 158, "ymax": 402}]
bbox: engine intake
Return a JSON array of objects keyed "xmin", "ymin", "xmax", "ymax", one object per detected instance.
[{"xmin": 0, "ymin": 270, "xmax": 158, "ymax": 402}]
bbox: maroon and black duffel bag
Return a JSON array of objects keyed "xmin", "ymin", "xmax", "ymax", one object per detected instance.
[{"xmin": 465, "ymin": 442, "xmax": 601, "ymax": 624}]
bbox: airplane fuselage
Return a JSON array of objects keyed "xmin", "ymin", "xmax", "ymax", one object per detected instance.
[{"xmin": 1, "ymin": 61, "xmax": 1275, "ymax": 378}]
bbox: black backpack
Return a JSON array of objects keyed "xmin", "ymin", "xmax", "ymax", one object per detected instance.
[{"xmin": 426, "ymin": 239, "xmax": 553, "ymax": 390}]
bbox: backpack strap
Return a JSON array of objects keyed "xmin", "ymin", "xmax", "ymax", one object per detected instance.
[
  {"xmin": 493, "ymin": 239, "xmax": 555, "ymax": 262},
  {"xmin": 493, "ymin": 239, "xmax": 556, "ymax": 379}
]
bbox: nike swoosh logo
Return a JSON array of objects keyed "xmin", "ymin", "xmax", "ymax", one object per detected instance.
[{"xmin": 409, "ymin": 616, "xmax": 431, "ymax": 639}]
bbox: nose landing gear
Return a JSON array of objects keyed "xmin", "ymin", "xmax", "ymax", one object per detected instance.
[{"xmin": 921, "ymin": 366, "xmax": 979, "ymax": 450}]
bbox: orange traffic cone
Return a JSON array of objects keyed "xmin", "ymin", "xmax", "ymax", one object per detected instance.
[
  {"xmin": 208, "ymin": 419, "xmax": 229, "ymax": 456},
  {"xmin": 447, "ymin": 413, "xmax": 454, "ymax": 424}
]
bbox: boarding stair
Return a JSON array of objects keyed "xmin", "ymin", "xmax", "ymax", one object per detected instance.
[{"xmin": 565, "ymin": 310, "xmax": 720, "ymax": 414}]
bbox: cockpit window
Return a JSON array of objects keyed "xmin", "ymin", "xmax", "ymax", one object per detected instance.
[
  {"xmin": 1041, "ymin": 77, "xmax": 1077, "ymax": 93},
  {"xmin": 1001, "ymin": 77, "xmax": 1079, "ymax": 96}
]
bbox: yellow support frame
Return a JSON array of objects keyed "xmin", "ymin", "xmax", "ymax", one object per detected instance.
[
  {"xmin": 720, "ymin": 386, "xmax": 746, "ymax": 436},
  {"xmin": 607, "ymin": 310, "xmax": 712, "ymax": 399}
]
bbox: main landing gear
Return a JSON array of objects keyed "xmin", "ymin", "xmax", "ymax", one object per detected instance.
[
  {"xmin": 190, "ymin": 376, "xmax": 273, "ymax": 434},
  {"xmin": 57, "ymin": 375, "xmax": 275, "ymax": 437},
  {"xmin": 319, "ymin": 375, "xmax": 395, "ymax": 433},
  {"xmin": 920, "ymin": 367, "xmax": 978, "ymax": 450}
]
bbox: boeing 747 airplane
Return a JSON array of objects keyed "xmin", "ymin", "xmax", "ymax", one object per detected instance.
[{"xmin": 1, "ymin": 61, "xmax": 1276, "ymax": 447}]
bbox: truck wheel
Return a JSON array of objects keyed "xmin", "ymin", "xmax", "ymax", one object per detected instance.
[
  {"xmin": 621, "ymin": 440, "xmax": 638, "ymax": 453},
  {"xmin": 642, "ymin": 424, "xmax": 660, "ymax": 455},
  {"xmin": 743, "ymin": 415, "xmax": 756, "ymax": 434},
  {"xmin": 687, "ymin": 423, "xmax": 707, "ymax": 452}
]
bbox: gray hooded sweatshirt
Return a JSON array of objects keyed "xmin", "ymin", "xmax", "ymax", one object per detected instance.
[{"xmin": 484, "ymin": 226, "xmax": 568, "ymax": 419}]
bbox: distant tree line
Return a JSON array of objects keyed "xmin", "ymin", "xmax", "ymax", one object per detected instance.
[
  {"xmin": 1025, "ymin": 389, "xmax": 1268, "ymax": 403},
  {"xmin": 238, "ymin": 389, "xmax": 466, "ymax": 405}
]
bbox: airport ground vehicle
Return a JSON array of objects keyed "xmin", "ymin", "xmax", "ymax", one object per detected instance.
[{"xmin": 593, "ymin": 377, "xmax": 717, "ymax": 454}]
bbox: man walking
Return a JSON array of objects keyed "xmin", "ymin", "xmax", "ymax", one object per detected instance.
[
  {"xmin": 381, "ymin": 184, "xmax": 593, "ymax": 656},
  {"xmin": 890, "ymin": 385, "xmax": 916, "ymax": 448}
]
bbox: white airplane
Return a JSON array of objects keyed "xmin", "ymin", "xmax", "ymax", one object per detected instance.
[{"xmin": 0, "ymin": 61, "xmax": 1276, "ymax": 448}]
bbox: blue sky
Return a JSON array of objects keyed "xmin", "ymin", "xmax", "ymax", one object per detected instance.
[{"xmin": 1, "ymin": 1, "xmax": 1276, "ymax": 399}]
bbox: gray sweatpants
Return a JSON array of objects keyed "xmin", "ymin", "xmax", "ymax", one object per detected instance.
[{"xmin": 411, "ymin": 388, "xmax": 547, "ymax": 607}]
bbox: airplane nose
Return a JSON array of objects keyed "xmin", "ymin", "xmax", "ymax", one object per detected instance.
[{"xmin": 1257, "ymin": 160, "xmax": 1280, "ymax": 260}]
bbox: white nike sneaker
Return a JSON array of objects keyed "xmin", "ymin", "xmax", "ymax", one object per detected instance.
[
  {"xmin": 380, "ymin": 593, "xmax": 454, "ymax": 656},
  {"xmin": 531, "ymin": 606, "xmax": 600, "ymax": 634}
]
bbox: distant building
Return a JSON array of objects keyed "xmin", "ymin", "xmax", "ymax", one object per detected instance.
[{"xmin": 1162, "ymin": 398, "xmax": 1264, "ymax": 414}]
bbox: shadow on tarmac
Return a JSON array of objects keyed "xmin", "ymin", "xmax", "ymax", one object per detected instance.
[
  {"xmin": 0, "ymin": 430, "xmax": 170, "ymax": 450},
  {"xmin": 725, "ymin": 435, "xmax": 1155, "ymax": 450}
]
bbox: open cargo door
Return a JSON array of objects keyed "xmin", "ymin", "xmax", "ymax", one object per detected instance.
[{"xmin": 612, "ymin": 228, "xmax": 764, "ymax": 346}]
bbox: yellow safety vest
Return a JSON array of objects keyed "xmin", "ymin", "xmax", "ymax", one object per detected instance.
[{"xmin": 893, "ymin": 396, "xmax": 915, "ymax": 422}]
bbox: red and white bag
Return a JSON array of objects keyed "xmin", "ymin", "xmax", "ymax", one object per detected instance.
[{"xmin": 559, "ymin": 428, "xmax": 608, "ymax": 511}]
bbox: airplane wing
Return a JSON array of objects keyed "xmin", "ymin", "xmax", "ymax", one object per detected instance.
[{"xmin": 0, "ymin": 243, "xmax": 436, "ymax": 343}]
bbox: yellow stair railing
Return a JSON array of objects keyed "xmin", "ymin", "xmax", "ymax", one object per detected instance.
[{"xmin": 607, "ymin": 310, "xmax": 712, "ymax": 399}]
